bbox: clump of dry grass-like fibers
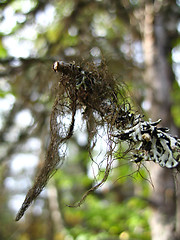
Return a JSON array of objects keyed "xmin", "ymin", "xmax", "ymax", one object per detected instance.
[{"xmin": 15, "ymin": 60, "xmax": 180, "ymax": 221}]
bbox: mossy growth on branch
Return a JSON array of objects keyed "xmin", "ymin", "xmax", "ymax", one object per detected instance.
[{"xmin": 15, "ymin": 60, "xmax": 180, "ymax": 221}]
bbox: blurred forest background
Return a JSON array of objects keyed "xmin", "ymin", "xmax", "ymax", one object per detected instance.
[{"xmin": 0, "ymin": 0, "xmax": 180, "ymax": 240}]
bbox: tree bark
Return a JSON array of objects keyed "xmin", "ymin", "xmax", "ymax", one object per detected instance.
[
  {"xmin": 47, "ymin": 182, "xmax": 66, "ymax": 239},
  {"xmin": 142, "ymin": 2, "xmax": 178, "ymax": 239}
]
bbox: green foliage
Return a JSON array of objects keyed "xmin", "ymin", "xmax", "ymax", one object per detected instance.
[
  {"xmin": 172, "ymin": 81, "xmax": 180, "ymax": 127},
  {"xmin": 53, "ymin": 150, "xmax": 151, "ymax": 240},
  {"xmin": 62, "ymin": 195, "xmax": 150, "ymax": 240},
  {"xmin": 0, "ymin": 39, "xmax": 7, "ymax": 57}
]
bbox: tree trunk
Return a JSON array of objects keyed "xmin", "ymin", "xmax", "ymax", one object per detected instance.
[
  {"xmin": 46, "ymin": 182, "xmax": 66, "ymax": 239},
  {"xmin": 142, "ymin": 2, "xmax": 178, "ymax": 239}
]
